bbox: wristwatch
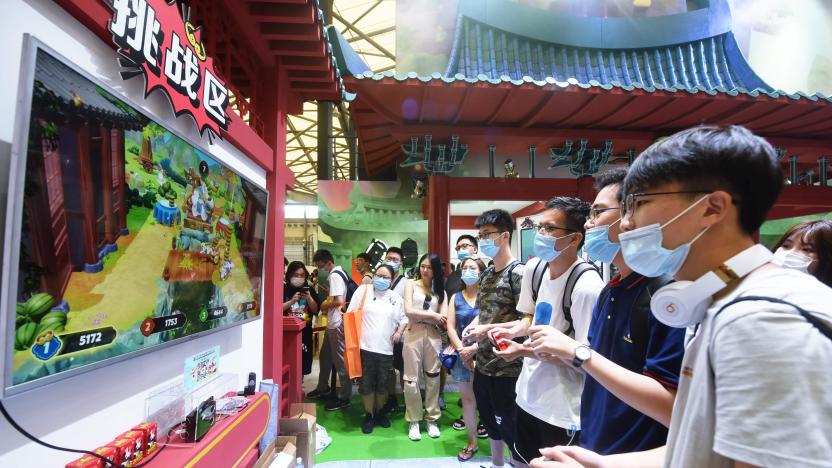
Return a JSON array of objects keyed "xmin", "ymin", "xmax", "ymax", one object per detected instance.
[{"xmin": 572, "ymin": 344, "xmax": 592, "ymax": 368}]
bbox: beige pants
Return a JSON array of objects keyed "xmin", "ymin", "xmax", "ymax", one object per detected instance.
[{"xmin": 403, "ymin": 322, "xmax": 442, "ymax": 422}]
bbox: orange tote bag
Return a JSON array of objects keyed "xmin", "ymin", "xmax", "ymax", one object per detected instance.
[{"xmin": 343, "ymin": 286, "xmax": 368, "ymax": 379}]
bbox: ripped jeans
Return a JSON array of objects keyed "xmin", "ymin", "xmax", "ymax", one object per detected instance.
[{"xmin": 402, "ymin": 322, "xmax": 442, "ymax": 422}]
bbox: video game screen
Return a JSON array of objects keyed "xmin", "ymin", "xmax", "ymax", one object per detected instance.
[{"xmin": 4, "ymin": 46, "xmax": 267, "ymax": 394}]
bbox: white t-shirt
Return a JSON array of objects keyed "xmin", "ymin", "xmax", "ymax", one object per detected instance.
[
  {"xmin": 665, "ymin": 257, "xmax": 832, "ymax": 467},
  {"xmin": 326, "ymin": 266, "xmax": 347, "ymax": 329},
  {"xmin": 348, "ymin": 284, "xmax": 405, "ymax": 355},
  {"xmin": 515, "ymin": 257, "xmax": 604, "ymax": 429},
  {"xmin": 391, "ymin": 275, "xmax": 409, "ymax": 326}
]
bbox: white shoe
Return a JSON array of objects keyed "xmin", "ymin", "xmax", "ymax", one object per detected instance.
[
  {"xmin": 427, "ymin": 421, "xmax": 440, "ymax": 438},
  {"xmin": 408, "ymin": 422, "xmax": 421, "ymax": 441}
]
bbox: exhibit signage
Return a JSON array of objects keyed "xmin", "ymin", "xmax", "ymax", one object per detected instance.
[{"xmin": 107, "ymin": 0, "xmax": 229, "ymax": 138}]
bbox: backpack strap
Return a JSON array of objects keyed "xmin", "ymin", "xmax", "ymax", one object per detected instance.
[
  {"xmin": 561, "ymin": 262, "xmax": 601, "ymax": 337},
  {"xmin": 630, "ymin": 275, "xmax": 673, "ymax": 359},
  {"xmin": 530, "ymin": 259, "xmax": 549, "ymax": 303},
  {"xmin": 715, "ymin": 296, "xmax": 832, "ymax": 340},
  {"xmin": 506, "ymin": 260, "xmax": 522, "ymax": 299},
  {"xmin": 391, "ymin": 275, "xmax": 404, "ymax": 291}
]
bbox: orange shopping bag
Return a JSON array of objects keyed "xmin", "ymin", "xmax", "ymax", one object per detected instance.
[{"xmin": 343, "ymin": 286, "xmax": 368, "ymax": 379}]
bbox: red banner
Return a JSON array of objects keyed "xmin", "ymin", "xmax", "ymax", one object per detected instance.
[{"xmin": 107, "ymin": 0, "xmax": 229, "ymax": 138}]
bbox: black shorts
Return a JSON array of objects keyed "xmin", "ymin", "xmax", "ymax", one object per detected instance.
[
  {"xmin": 392, "ymin": 341, "xmax": 404, "ymax": 372},
  {"xmin": 514, "ymin": 405, "xmax": 579, "ymax": 464},
  {"xmin": 473, "ymin": 370, "xmax": 519, "ymax": 458},
  {"xmin": 359, "ymin": 349, "xmax": 393, "ymax": 395}
]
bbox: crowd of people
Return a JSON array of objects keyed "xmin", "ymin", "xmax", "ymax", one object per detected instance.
[{"xmin": 284, "ymin": 125, "xmax": 832, "ymax": 468}]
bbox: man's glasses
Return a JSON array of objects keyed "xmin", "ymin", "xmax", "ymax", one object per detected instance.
[
  {"xmin": 455, "ymin": 243, "xmax": 475, "ymax": 251},
  {"xmin": 621, "ymin": 191, "xmax": 710, "ymax": 219},
  {"xmin": 532, "ymin": 223, "xmax": 573, "ymax": 236},
  {"xmin": 477, "ymin": 231, "xmax": 503, "ymax": 240},
  {"xmin": 585, "ymin": 207, "xmax": 620, "ymax": 222}
]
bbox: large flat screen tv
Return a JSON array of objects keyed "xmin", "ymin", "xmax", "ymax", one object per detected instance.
[{"xmin": 2, "ymin": 38, "xmax": 268, "ymax": 396}]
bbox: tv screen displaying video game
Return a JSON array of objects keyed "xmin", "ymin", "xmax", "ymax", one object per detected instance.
[{"xmin": 4, "ymin": 44, "xmax": 267, "ymax": 395}]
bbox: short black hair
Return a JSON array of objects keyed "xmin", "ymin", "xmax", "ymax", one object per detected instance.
[
  {"xmin": 623, "ymin": 125, "xmax": 782, "ymax": 234},
  {"xmin": 544, "ymin": 196, "xmax": 591, "ymax": 248},
  {"xmin": 594, "ymin": 167, "xmax": 628, "ymax": 202},
  {"xmin": 356, "ymin": 253, "xmax": 371, "ymax": 262},
  {"xmin": 284, "ymin": 256, "xmax": 288, "ymax": 266},
  {"xmin": 456, "ymin": 234, "xmax": 478, "ymax": 249},
  {"xmin": 475, "ymin": 209, "xmax": 514, "ymax": 241},
  {"xmin": 312, "ymin": 249, "xmax": 334, "ymax": 264},
  {"xmin": 385, "ymin": 247, "xmax": 403, "ymax": 260}
]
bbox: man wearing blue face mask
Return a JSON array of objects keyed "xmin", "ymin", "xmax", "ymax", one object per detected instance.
[
  {"xmin": 527, "ymin": 169, "xmax": 685, "ymax": 455},
  {"xmin": 446, "ymin": 235, "xmax": 479, "ymax": 298},
  {"xmin": 529, "ymin": 126, "xmax": 832, "ymax": 468},
  {"xmin": 489, "ymin": 197, "xmax": 604, "ymax": 468}
]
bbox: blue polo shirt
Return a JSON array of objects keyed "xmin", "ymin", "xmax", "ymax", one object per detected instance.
[{"xmin": 579, "ymin": 272, "xmax": 686, "ymax": 455}]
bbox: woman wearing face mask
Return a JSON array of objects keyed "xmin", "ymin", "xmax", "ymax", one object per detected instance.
[
  {"xmin": 283, "ymin": 261, "xmax": 319, "ymax": 376},
  {"xmin": 346, "ymin": 265, "xmax": 406, "ymax": 434},
  {"xmin": 772, "ymin": 219, "xmax": 832, "ymax": 287},
  {"xmin": 446, "ymin": 256, "xmax": 488, "ymax": 462},
  {"xmin": 403, "ymin": 253, "xmax": 448, "ymax": 441}
]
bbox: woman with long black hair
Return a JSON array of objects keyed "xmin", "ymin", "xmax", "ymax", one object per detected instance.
[
  {"xmin": 283, "ymin": 261, "xmax": 319, "ymax": 376},
  {"xmin": 402, "ymin": 253, "xmax": 447, "ymax": 441}
]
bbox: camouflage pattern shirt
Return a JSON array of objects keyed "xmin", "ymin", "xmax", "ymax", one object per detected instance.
[{"xmin": 476, "ymin": 260, "xmax": 525, "ymax": 377}]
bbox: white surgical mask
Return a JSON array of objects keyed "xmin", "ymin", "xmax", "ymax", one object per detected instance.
[
  {"xmin": 290, "ymin": 277, "xmax": 305, "ymax": 288},
  {"xmin": 773, "ymin": 248, "xmax": 814, "ymax": 272}
]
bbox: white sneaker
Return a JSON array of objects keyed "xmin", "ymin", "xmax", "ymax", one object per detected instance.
[
  {"xmin": 408, "ymin": 422, "xmax": 421, "ymax": 441},
  {"xmin": 427, "ymin": 421, "xmax": 440, "ymax": 438}
]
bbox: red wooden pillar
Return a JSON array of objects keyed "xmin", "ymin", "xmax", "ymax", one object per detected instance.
[
  {"xmin": 76, "ymin": 122, "xmax": 97, "ymax": 267},
  {"xmin": 114, "ymin": 128, "xmax": 127, "ymax": 233},
  {"xmin": 100, "ymin": 124, "xmax": 114, "ymax": 244},
  {"xmin": 427, "ymin": 175, "xmax": 451, "ymax": 273}
]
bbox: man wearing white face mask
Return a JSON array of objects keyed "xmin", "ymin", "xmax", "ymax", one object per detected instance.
[
  {"xmin": 530, "ymin": 126, "xmax": 832, "ymax": 468},
  {"xmin": 490, "ymin": 197, "xmax": 604, "ymax": 467}
]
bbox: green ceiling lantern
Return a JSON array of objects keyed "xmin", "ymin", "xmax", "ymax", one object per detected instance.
[
  {"xmin": 401, "ymin": 135, "xmax": 469, "ymax": 175},
  {"xmin": 549, "ymin": 139, "xmax": 613, "ymax": 177}
]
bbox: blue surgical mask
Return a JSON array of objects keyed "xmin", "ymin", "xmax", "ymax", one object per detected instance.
[
  {"xmin": 385, "ymin": 261, "xmax": 401, "ymax": 273},
  {"xmin": 584, "ymin": 220, "xmax": 621, "ymax": 264},
  {"xmin": 457, "ymin": 250, "xmax": 471, "ymax": 262},
  {"xmin": 619, "ymin": 196, "xmax": 709, "ymax": 278},
  {"xmin": 373, "ymin": 277, "xmax": 391, "ymax": 291},
  {"xmin": 479, "ymin": 237, "xmax": 500, "ymax": 258},
  {"xmin": 533, "ymin": 232, "xmax": 575, "ymax": 262},
  {"xmin": 461, "ymin": 269, "xmax": 479, "ymax": 286}
]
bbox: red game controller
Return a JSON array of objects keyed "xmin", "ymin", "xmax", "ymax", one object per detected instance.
[{"xmin": 489, "ymin": 330, "xmax": 509, "ymax": 351}]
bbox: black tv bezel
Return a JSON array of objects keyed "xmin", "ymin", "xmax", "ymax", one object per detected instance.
[{"xmin": 2, "ymin": 35, "xmax": 268, "ymax": 397}]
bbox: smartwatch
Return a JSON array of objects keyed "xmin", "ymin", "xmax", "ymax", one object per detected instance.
[{"xmin": 572, "ymin": 344, "xmax": 592, "ymax": 368}]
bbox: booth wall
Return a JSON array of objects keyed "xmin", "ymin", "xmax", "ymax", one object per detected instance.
[{"xmin": 0, "ymin": 1, "xmax": 266, "ymax": 465}]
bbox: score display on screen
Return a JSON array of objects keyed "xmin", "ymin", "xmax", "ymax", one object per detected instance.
[{"xmin": 4, "ymin": 42, "xmax": 268, "ymax": 395}]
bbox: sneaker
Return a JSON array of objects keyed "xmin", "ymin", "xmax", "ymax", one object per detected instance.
[
  {"xmin": 306, "ymin": 388, "xmax": 329, "ymax": 399},
  {"xmin": 361, "ymin": 413, "xmax": 374, "ymax": 434},
  {"xmin": 374, "ymin": 412, "xmax": 391, "ymax": 428},
  {"xmin": 324, "ymin": 398, "xmax": 350, "ymax": 411},
  {"xmin": 438, "ymin": 394, "xmax": 446, "ymax": 411},
  {"xmin": 408, "ymin": 422, "xmax": 421, "ymax": 441},
  {"xmin": 427, "ymin": 421, "xmax": 440, "ymax": 438},
  {"xmin": 476, "ymin": 423, "xmax": 488, "ymax": 439},
  {"xmin": 452, "ymin": 418, "xmax": 465, "ymax": 431}
]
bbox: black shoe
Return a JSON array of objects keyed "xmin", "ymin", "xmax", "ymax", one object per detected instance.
[
  {"xmin": 325, "ymin": 398, "xmax": 350, "ymax": 411},
  {"xmin": 306, "ymin": 388, "xmax": 330, "ymax": 399},
  {"xmin": 374, "ymin": 412, "xmax": 391, "ymax": 428},
  {"xmin": 362, "ymin": 413, "xmax": 374, "ymax": 433}
]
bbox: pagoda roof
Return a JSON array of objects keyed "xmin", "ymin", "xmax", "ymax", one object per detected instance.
[{"xmin": 445, "ymin": 0, "xmax": 769, "ymax": 93}]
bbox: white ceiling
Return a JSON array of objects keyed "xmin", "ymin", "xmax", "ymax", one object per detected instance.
[{"xmin": 450, "ymin": 200, "xmax": 538, "ymax": 216}]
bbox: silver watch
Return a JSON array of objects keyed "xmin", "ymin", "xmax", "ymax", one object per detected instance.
[{"xmin": 572, "ymin": 344, "xmax": 592, "ymax": 368}]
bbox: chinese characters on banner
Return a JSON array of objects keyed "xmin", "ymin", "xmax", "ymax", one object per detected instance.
[{"xmin": 107, "ymin": 0, "xmax": 229, "ymax": 138}]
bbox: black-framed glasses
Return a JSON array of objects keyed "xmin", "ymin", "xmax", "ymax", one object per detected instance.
[
  {"xmin": 533, "ymin": 223, "xmax": 574, "ymax": 236},
  {"xmin": 622, "ymin": 191, "xmax": 710, "ymax": 218},
  {"xmin": 477, "ymin": 230, "xmax": 503, "ymax": 240},
  {"xmin": 586, "ymin": 207, "xmax": 620, "ymax": 222},
  {"xmin": 455, "ymin": 243, "xmax": 475, "ymax": 251}
]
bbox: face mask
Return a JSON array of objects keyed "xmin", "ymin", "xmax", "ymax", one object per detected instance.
[
  {"xmin": 773, "ymin": 248, "xmax": 813, "ymax": 272},
  {"xmin": 357, "ymin": 263, "xmax": 367, "ymax": 273},
  {"xmin": 533, "ymin": 231, "xmax": 575, "ymax": 262},
  {"xmin": 317, "ymin": 269, "xmax": 329, "ymax": 285},
  {"xmin": 619, "ymin": 196, "xmax": 709, "ymax": 278},
  {"xmin": 290, "ymin": 277, "xmax": 305, "ymax": 288},
  {"xmin": 373, "ymin": 277, "xmax": 391, "ymax": 291},
  {"xmin": 457, "ymin": 250, "xmax": 471, "ymax": 262},
  {"xmin": 461, "ymin": 269, "xmax": 479, "ymax": 286},
  {"xmin": 584, "ymin": 220, "xmax": 621, "ymax": 264},
  {"xmin": 385, "ymin": 261, "xmax": 401, "ymax": 273},
  {"xmin": 479, "ymin": 235, "xmax": 502, "ymax": 258}
]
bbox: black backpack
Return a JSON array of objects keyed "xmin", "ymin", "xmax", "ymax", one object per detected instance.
[
  {"xmin": 331, "ymin": 270, "xmax": 359, "ymax": 305},
  {"xmin": 530, "ymin": 260, "xmax": 601, "ymax": 337},
  {"xmin": 401, "ymin": 238, "xmax": 419, "ymax": 268}
]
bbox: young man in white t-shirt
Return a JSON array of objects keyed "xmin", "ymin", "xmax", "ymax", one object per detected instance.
[
  {"xmin": 530, "ymin": 125, "xmax": 832, "ymax": 468},
  {"xmin": 313, "ymin": 249, "xmax": 352, "ymax": 411},
  {"xmin": 490, "ymin": 197, "xmax": 603, "ymax": 467}
]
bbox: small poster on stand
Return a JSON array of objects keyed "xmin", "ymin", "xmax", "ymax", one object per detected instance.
[{"xmin": 184, "ymin": 346, "xmax": 220, "ymax": 393}]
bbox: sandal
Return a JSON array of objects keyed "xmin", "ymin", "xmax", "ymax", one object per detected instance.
[
  {"xmin": 457, "ymin": 446, "xmax": 479, "ymax": 462},
  {"xmin": 476, "ymin": 423, "xmax": 488, "ymax": 439},
  {"xmin": 452, "ymin": 418, "xmax": 466, "ymax": 431}
]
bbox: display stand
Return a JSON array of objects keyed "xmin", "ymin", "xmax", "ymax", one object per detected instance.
[
  {"xmin": 151, "ymin": 391, "xmax": 270, "ymax": 468},
  {"xmin": 281, "ymin": 317, "xmax": 305, "ymax": 411}
]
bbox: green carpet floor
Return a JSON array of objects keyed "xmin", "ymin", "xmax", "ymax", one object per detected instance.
[{"xmin": 313, "ymin": 392, "xmax": 491, "ymax": 463}]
